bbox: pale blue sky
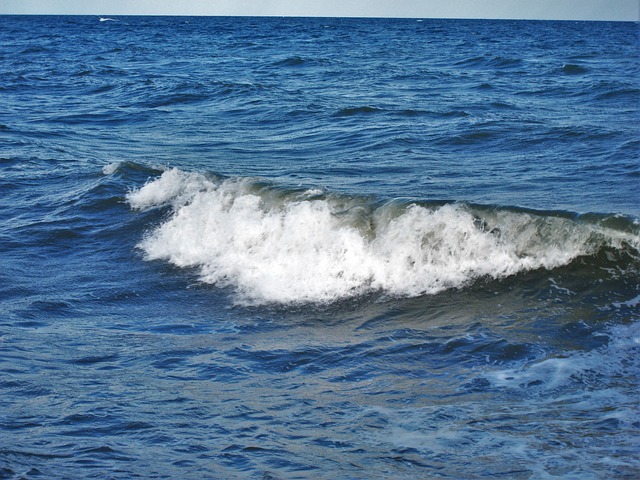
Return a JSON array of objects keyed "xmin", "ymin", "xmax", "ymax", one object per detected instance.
[{"xmin": 0, "ymin": 0, "xmax": 638, "ymax": 21}]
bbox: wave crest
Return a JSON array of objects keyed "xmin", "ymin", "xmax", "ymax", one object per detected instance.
[{"xmin": 128, "ymin": 169, "xmax": 639, "ymax": 305}]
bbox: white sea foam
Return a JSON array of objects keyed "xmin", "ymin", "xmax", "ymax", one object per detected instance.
[
  {"xmin": 127, "ymin": 168, "xmax": 639, "ymax": 304},
  {"xmin": 488, "ymin": 320, "xmax": 639, "ymax": 388},
  {"xmin": 102, "ymin": 162, "xmax": 120, "ymax": 175},
  {"xmin": 612, "ymin": 293, "xmax": 640, "ymax": 309}
]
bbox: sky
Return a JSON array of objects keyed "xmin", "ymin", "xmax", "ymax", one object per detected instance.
[{"xmin": 0, "ymin": 0, "xmax": 638, "ymax": 21}]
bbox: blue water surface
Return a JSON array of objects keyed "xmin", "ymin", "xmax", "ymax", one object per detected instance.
[{"xmin": 0, "ymin": 15, "xmax": 639, "ymax": 479}]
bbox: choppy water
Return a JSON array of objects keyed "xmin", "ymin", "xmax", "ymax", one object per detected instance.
[{"xmin": 1, "ymin": 15, "xmax": 639, "ymax": 479}]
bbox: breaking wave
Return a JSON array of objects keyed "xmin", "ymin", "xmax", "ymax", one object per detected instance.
[{"xmin": 127, "ymin": 168, "xmax": 639, "ymax": 305}]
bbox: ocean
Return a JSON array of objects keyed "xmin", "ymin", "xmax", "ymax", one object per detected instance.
[{"xmin": 0, "ymin": 14, "xmax": 638, "ymax": 479}]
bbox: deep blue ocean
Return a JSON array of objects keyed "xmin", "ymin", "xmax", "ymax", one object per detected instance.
[{"xmin": 1, "ymin": 15, "xmax": 639, "ymax": 479}]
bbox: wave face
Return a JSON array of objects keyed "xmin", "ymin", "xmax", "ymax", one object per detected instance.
[{"xmin": 128, "ymin": 168, "xmax": 639, "ymax": 304}]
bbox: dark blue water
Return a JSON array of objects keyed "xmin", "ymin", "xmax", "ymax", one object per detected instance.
[{"xmin": 1, "ymin": 15, "xmax": 639, "ymax": 479}]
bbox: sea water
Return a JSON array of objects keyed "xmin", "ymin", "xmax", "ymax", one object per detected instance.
[{"xmin": 1, "ymin": 15, "xmax": 639, "ymax": 479}]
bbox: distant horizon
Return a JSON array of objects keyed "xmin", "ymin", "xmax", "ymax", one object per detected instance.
[
  {"xmin": 0, "ymin": 13, "xmax": 637, "ymax": 23},
  {"xmin": 0, "ymin": 0, "xmax": 637, "ymax": 22}
]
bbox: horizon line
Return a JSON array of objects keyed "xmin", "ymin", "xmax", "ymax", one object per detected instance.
[{"xmin": 0, "ymin": 13, "xmax": 637, "ymax": 22}]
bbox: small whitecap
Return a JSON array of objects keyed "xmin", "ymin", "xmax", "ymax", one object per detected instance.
[{"xmin": 102, "ymin": 162, "xmax": 120, "ymax": 175}]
